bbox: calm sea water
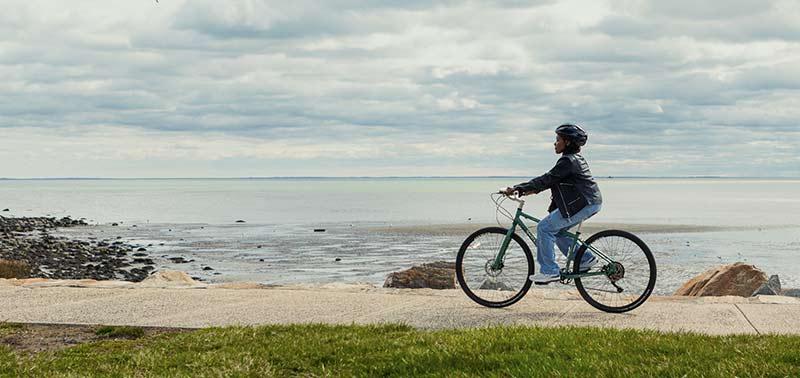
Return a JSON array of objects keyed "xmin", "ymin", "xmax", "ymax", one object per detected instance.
[{"xmin": 2, "ymin": 178, "xmax": 799, "ymax": 294}]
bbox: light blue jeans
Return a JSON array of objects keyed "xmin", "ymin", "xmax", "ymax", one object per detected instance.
[{"xmin": 536, "ymin": 203, "xmax": 602, "ymax": 275}]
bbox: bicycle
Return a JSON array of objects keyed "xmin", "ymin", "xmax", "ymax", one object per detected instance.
[{"xmin": 455, "ymin": 191, "xmax": 656, "ymax": 313}]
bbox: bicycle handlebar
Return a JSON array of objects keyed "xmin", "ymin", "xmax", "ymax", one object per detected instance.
[
  {"xmin": 496, "ymin": 189, "xmax": 534, "ymax": 197},
  {"xmin": 496, "ymin": 189, "xmax": 526, "ymax": 204}
]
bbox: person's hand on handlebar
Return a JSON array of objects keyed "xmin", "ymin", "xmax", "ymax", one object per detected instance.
[
  {"xmin": 502, "ymin": 187, "xmax": 534, "ymax": 196},
  {"xmin": 501, "ymin": 187, "xmax": 521, "ymax": 196}
]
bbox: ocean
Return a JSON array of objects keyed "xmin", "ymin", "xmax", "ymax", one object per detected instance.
[{"xmin": 2, "ymin": 178, "xmax": 799, "ymax": 294}]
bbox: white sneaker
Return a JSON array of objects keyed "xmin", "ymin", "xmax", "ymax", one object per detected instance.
[
  {"xmin": 579, "ymin": 255, "xmax": 598, "ymax": 272},
  {"xmin": 530, "ymin": 272, "xmax": 561, "ymax": 285}
]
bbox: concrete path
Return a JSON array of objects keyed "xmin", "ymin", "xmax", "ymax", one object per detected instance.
[{"xmin": 1, "ymin": 283, "xmax": 799, "ymax": 335}]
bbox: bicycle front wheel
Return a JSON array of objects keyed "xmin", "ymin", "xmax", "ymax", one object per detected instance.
[
  {"xmin": 573, "ymin": 230, "xmax": 656, "ymax": 313},
  {"xmin": 456, "ymin": 227, "xmax": 535, "ymax": 308}
]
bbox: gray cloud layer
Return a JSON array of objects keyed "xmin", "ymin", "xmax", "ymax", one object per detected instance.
[{"xmin": 0, "ymin": 0, "xmax": 798, "ymax": 177}]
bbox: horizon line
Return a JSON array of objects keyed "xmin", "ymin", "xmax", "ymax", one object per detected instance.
[{"xmin": 0, "ymin": 175, "xmax": 798, "ymax": 180}]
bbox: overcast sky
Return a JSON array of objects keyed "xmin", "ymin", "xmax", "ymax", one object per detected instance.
[{"xmin": 1, "ymin": 0, "xmax": 798, "ymax": 178}]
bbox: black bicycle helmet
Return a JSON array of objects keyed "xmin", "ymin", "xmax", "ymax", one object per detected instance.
[{"xmin": 555, "ymin": 123, "xmax": 588, "ymax": 146}]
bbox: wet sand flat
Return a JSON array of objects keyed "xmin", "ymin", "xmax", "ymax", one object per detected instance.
[{"xmin": 369, "ymin": 222, "xmax": 756, "ymax": 236}]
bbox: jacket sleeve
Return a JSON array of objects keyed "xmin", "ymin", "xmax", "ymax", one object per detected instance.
[{"xmin": 513, "ymin": 156, "xmax": 572, "ymax": 194}]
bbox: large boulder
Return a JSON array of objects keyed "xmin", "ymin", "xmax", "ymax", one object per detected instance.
[
  {"xmin": 753, "ymin": 275, "xmax": 782, "ymax": 296},
  {"xmin": 0, "ymin": 259, "xmax": 30, "ymax": 279},
  {"xmin": 384, "ymin": 261, "xmax": 455, "ymax": 289},
  {"xmin": 674, "ymin": 263, "xmax": 767, "ymax": 297}
]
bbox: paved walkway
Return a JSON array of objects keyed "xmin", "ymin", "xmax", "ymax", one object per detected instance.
[{"xmin": 2, "ymin": 281, "xmax": 799, "ymax": 335}]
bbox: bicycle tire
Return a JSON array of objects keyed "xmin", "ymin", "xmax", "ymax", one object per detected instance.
[
  {"xmin": 573, "ymin": 229, "xmax": 656, "ymax": 313},
  {"xmin": 456, "ymin": 227, "xmax": 535, "ymax": 308}
]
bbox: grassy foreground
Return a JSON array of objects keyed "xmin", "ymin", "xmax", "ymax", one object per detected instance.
[{"xmin": 1, "ymin": 323, "xmax": 798, "ymax": 377}]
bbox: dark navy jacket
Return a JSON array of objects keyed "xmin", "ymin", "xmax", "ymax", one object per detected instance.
[{"xmin": 513, "ymin": 153, "xmax": 602, "ymax": 218}]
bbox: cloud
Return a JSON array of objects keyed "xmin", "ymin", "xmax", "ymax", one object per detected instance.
[
  {"xmin": 592, "ymin": 0, "xmax": 800, "ymax": 42},
  {"xmin": 0, "ymin": 0, "xmax": 797, "ymax": 177}
]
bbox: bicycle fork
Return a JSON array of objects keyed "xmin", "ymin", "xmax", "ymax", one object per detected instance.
[{"xmin": 491, "ymin": 204, "xmax": 526, "ymax": 271}]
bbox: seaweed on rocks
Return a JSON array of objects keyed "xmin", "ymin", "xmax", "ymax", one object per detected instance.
[{"xmin": 0, "ymin": 216, "xmax": 151, "ymax": 282}]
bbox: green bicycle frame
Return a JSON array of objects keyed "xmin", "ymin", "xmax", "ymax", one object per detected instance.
[{"xmin": 492, "ymin": 202, "xmax": 615, "ymax": 280}]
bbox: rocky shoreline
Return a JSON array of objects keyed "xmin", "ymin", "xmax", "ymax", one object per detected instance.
[{"xmin": 0, "ymin": 216, "xmax": 155, "ymax": 282}]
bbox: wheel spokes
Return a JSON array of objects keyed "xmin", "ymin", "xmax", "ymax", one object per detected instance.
[
  {"xmin": 459, "ymin": 230, "xmax": 531, "ymax": 305},
  {"xmin": 578, "ymin": 233, "xmax": 654, "ymax": 311}
]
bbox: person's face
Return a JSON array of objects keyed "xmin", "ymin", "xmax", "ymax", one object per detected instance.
[{"xmin": 554, "ymin": 134, "xmax": 569, "ymax": 154}]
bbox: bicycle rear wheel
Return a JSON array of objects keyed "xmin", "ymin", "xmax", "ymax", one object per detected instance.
[
  {"xmin": 573, "ymin": 230, "xmax": 656, "ymax": 313},
  {"xmin": 456, "ymin": 227, "xmax": 534, "ymax": 308}
]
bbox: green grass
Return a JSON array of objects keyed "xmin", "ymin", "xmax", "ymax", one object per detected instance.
[
  {"xmin": 0, "ymin": 322, "xmax": 23, "ymax": 336},
  {"xmin": 94, "ymin": 326, "xmax": 145, "ymax": 339},
  {"xmin": 0, "ymin": 322, "xmax": 22, "ymax": 330},
  {"xmin": 0, "ymin": 324, "xmax": 798, "ymax": 377}
]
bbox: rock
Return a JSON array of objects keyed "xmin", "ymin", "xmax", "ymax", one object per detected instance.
[
  {"xmin": 137, "ymin": 247, "xmax": 147, "ymax": 252},
  {"xmin": 141, "ymin": 270, "xmax": 200, "ymax": 286},
  {"xmin": 334, "ymin": 257, "xmax": 341, "ymax": 262},
  {"xmin": 314, "ymin": 229, "xmax": 326, "ymax": 232},
  {"xmin": 259, "ymin": 259, "xmax": 265, "ymax": 262},
  {"xmin": 129, "ymin": 268, "xmax": 148, "ymax": 280},
  {"xmin": 202, "ymin": 266, "xmax": 214, "ymax": 271},
  {"xmin": 168, "ymin": 257, "xmax": 191, "ymax": 264},
  {"xmin": 235, "ymin": 220, "xmax": 246, "ymax": 223},
  {"xmin": 0, "ymin": 259, "xmax": 30, "ymax": 279},
  {"xmin": 753, "ymin": 275, "xmax": 782, "ymax": 296},
  {"xmin": 383, "ymin": 261, "xmax": 456, "ymax": 289},
  {"xmin": 674, "ymin": 262, "xmax": 768, "ymax": 297},
  {"xmin": 782, "ymin": 288, "xmax": 800, "ymax": 298},
  {"xmin": 111, "ymin": 223, "xmax": 119, "ymax": 226},
  {"xmin": 132, "ymin": 253, "xmax": 147, "ymax": 257},
  {"xmin": 478, "ymin": 279, "xmax": 515, "ymax": 291},
  {"xmin": 2, "ymin": 209, "xmax": 8, "ymax": 212}
]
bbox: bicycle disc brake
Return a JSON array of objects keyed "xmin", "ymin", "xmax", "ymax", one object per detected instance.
[{"xmin": 484, "ymin": 259, "xmax": 503, "ymax": 277}]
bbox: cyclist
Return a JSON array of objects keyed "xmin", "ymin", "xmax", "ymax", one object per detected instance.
[{"xmin": 503, "ymin": 124, "xmax": 603, "ymax": 284}]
